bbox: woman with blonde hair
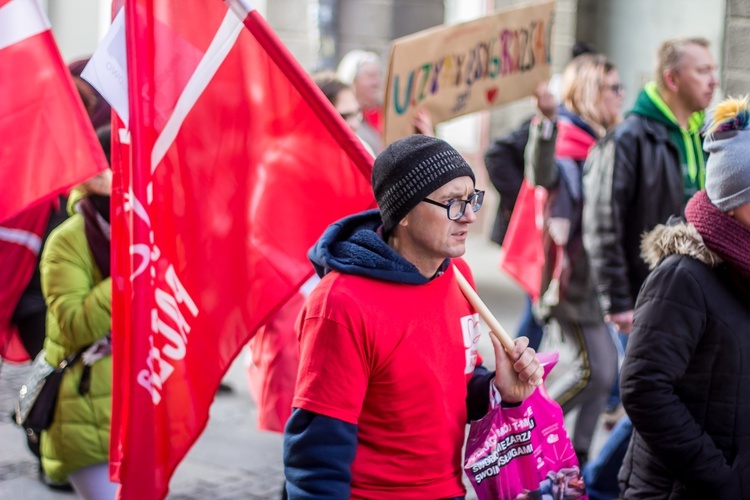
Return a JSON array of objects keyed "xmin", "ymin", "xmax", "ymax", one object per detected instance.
[
  {"xmin": 559, "ymin": 53, "xmax": 623, "ymax": 137},
  {"xmin": 524, "ymin": 53, "xmax": 624, "ymax": 465}
]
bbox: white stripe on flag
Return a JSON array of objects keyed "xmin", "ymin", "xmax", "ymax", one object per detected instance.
[
  {"xmin": 0, "ymin": 227, "xmax": 42, "ymax": 254},
  {"xmin": 0, "ymin": 0, "xmax": 51, "ymax": 51},
  {"xmin": 151, "ymin": 10, "xmax": 244, "ymax": 173},
  {"xmin": 226, "ymin": 0, "xmax": 256, "ymax": 19}
]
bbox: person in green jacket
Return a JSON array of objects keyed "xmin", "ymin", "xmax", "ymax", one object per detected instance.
[
  {"xmin": 580, "ymin": 37, "xmax": 718, "ymax": 498},
  {"xmin": 583, "ymin": 36, "xmax": 718, "ymax": 336},
  {"xmin": 40, "ymin": 125, "xmax": 116, "ymax": 499}
]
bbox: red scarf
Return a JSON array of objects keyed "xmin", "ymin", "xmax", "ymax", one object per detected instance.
[
  {"xmin": 554, "ymin": 119, "xmax": 596, "ymax": 161},
  {"xmin": 685, "ymin": 190, "xmax": 750, "ymax": 278}
]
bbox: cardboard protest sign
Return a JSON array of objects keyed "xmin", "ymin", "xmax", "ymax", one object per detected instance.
[{"xmin": 383, "ymin": 0, "xmax": 555, "ymax": 145}]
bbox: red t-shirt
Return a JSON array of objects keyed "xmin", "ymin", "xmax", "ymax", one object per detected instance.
[
  {"xmin": 293, "ymin": 258, "xmax": 481, "ymax": 499},
  {"xmin": 362, "ymin": 107, "xmax": 383, "ymax": 134}
]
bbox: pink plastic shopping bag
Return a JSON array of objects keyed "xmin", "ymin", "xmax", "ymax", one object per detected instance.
[{"xmin": 464, "ymin": 352, "xmax": 587, "ymax": 500}]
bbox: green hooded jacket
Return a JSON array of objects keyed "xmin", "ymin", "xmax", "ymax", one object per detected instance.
[{"xmin": 631, "ymin": 82, "xmax": 706, "ymax": 203}]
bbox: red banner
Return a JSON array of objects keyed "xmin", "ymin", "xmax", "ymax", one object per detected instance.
[
  {"xmin": 0, "ymin": 0, "xmax": 107, "ymax": 223},
  {"xmin": 110, "ymin": 2, "xmax": 374, "ymax": 498},
  {"xmin": 0, "ymin": 201, "xmax": 55, "ymax": 362},
  {"xmin": 499, "ymin": 180, "xmax": 546, "ymax": 299}
]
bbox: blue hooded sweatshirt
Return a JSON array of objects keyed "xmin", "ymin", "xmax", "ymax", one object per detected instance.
[{"xmin": 283, "ymin": 210, "xmax": 496, "ymax": 500}]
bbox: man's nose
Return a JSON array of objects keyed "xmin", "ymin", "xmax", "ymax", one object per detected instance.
[{"xmin": 461, "ymin": 206, "xmax": 477, "ymax": 223}]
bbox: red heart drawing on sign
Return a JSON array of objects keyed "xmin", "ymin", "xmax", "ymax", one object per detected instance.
[{"xmin": 486, "ymin": 87, "xmax": 499, "ymax": 103}]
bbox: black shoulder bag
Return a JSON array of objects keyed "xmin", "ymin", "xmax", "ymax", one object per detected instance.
[{"xmin": 15, "ymin": 346, "xmax": 89, "ymax": 432}]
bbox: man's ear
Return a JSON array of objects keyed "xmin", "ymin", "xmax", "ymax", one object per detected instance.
[
  {"xmin": 663, "ymin": 69, "xmax": 679, "ymax": 92},
  {"xmin": 398, "ymin": 215, "xmax": 409, "ymax": 228}
]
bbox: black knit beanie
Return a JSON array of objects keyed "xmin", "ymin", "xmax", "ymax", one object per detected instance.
[{"xmin": 372, "ymin": 135, "xmax": 475, "ymax": 233}]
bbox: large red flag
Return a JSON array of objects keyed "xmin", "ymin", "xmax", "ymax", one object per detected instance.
[
  {"xmin": 110, "ymin": 1, "xmax": 374, "ymax": 498},
  {"xmin": 0, "ymin": 200, "xmax": 57, "ymax": 362},
  {"xmin": 0, "ymin": 0, "xmax": 107, "ymax": 223}
]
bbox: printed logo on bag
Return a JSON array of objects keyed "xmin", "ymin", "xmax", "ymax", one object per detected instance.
[
  {"xmin": 467, "ymin": 413, "xmax": 538, "ymax": 484},
  {"xmin": 461, "ymin": 313, "xmax": 481, "ymax": 374},
  {"xmin": 463, "ymin": 352, "xmax": 587, "ymax": 498}
]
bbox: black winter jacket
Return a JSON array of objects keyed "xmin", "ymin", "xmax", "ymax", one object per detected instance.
[
  {"xmin": 484, "ymin": 118, "xmax": 531, "ymax": 245},
  {"xmin": 619, "ymin": 221, "xmax": 750, "ymax": 499},
  {"xmin": 582, "ymin": 115, "xmax": 687, "ymax": 315}
]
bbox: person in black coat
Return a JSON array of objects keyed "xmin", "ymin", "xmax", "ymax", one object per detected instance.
[{"xmin": 618, "ymin": 96, "xmax": 750, "ymax": 498}]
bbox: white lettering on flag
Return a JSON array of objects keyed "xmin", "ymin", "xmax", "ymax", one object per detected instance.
[
  {"xmin": 128, "ymin": 14, "xmax": 245, "ymax": 405},
  {"xmin": 137, "ymin": 262, "xmax": 200, "ymax": 404},
  {"xmin": 125, "ymin": 189, "xmax": 200, "ymax": 405},
  {"xmin": 81, "ymin": 8, "xmax": 129, "ymax": 126},
  {"xmin": 0, "ymin": 0, "xmax": 50, "ymax": 51}
]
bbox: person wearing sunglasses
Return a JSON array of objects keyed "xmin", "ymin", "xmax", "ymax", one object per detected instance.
[
  {"xmin": 524, "ymin": 53, "xmax": 623, "ymax": 468},
  {"xmin": 283, "ymin": 134, "xmax": 542, "ymax": 499},
  {"xmin": 246, "ymin": 73, "xmax": 438, "ymax": 441}
]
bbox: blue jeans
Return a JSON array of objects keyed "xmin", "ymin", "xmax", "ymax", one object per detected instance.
[
  {"xmin": 516, "ymin": 294, "xmax": 544, "ymax": 351},
  {"xmin": 582, "ymin": 415, "xmax": 633, "ymax": 500},
  {"xmin": 605, "ymin": 330, "xmax": 629, "ymax": 411}
]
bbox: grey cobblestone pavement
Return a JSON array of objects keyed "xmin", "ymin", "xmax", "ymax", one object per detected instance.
[
  {"xmin": 0, "ymin": 237, "xmax": 604, "ymax": 499},
  {"xmin": 0, "ymin": 355, "xmax": 284, "ymax": 499}
]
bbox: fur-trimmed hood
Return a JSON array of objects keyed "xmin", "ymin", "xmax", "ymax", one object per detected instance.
[{"xmin": 641, "ymin": 219, "xmax": 723, "ymax": 270}]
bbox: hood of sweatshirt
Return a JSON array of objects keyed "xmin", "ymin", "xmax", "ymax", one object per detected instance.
[
  {"xmin": 630, "ymin": 82, "xmax": 707, "ymax": 201},
  {"xmin": 630, "ymin": 82, "xmax": 704, "ymax": 133},
  {"xmin": 308, "ymin": 209, "xmax": 444, "ymax": 285}
]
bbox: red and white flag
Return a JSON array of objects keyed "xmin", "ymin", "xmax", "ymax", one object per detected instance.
[
  {"xmin": 0, "ymin": 200, "xmax": 57, "ymax": 362},
  {"xmin": 0, "ymin": 0, "xmax": 107, "ymax": 223},
  {"xmin": 110, "ymin": 1, "xmax": 374, "ymax": 498}
]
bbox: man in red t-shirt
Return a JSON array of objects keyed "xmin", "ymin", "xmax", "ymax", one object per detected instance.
[{"xmin": 284, "ymin": 135, "xmax": 543, "ymax": 499}]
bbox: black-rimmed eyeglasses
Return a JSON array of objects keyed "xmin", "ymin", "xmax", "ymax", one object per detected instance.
[{"xmin": 422, "ymin": 190, "xmax": 484, "ymax": 220}]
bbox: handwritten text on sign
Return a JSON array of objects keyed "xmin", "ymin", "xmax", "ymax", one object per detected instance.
[{"xmin": 383, "ymin": 1, "xmax": 555, "ymax": 145}]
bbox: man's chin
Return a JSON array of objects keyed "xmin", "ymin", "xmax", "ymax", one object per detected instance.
[{"xmin": 447, "ymin": 243, "xmax": 467, "ymax": 258}]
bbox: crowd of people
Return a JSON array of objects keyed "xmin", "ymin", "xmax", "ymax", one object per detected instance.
[
  {"xmin": 274, "ymin": 35, "xmax": 747, "ymax": 499},
  {"xmin": 2, "ymin": 26, "xmax": 749, "ymax": 500},
  {"xmin": 490, "ymin": 35, "xmax": 748, "ymax": 500}
]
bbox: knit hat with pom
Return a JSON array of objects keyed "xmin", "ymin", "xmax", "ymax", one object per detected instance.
[{"xmin": 704, "ymin": 95, "xmax": 750, "ymax": 212}]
